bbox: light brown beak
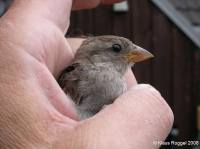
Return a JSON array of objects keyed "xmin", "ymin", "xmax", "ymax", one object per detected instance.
[{"xmin": 125, "ymin": 46, "xmax": 154, "ymax": 63}]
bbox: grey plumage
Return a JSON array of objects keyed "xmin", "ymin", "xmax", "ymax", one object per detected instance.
[{"xmin": 58, "ymin": 35, "xmax": 153, "ymax": 119}]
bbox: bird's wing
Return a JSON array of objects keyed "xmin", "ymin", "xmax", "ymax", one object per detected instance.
[{"xmin": 58, "ymin": 63, "xmax": 83, "ymax": 104}]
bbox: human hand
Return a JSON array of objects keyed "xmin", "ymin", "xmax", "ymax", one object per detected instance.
[{"xmin": 0, "ymin": 0, "xmax": 173, "ymax": 149}]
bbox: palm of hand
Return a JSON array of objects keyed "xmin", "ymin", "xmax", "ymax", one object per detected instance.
[{"xmin": 0, "ymin": 1, "xmax": 80, "ymax": 147}]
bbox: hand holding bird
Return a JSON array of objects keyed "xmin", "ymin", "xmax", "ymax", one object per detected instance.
[
  {"xmin": 0, "ymin": 0, "xmax": 173, "ymax": 148},
  {"xmin": 58, "ymin": 35, "xmax": 154, "ymax": 119}
]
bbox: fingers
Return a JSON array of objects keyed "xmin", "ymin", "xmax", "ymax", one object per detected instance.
[
  {"xmin": 3, "ymin": 0, "xmax": 125, "ymax": 31},
  {"xmin": 65, "ymin": 84, "xmax": 174, "ymax": 149},
  {"xmin": 101, "ymin": 0, "xmax": 124, "ymax": 4},
  {"xmin": 3, "ymin": 0, "xmax": 72, "ymax": 32},
  {"xmin": 72, "ymin": 0, "xmax": 125, "ymax": 10},
  {"xmin": 72, "ymin": 0, "xmax": 100, "ymax": 10},
  {"xmin": 100, "ymin": 84, "xmax": 173, "ymax": 148}
]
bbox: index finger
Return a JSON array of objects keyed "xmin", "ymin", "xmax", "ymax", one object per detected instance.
[{"xmin": 72, "ymin": 0, "xmax": 125, "ymax": 10}]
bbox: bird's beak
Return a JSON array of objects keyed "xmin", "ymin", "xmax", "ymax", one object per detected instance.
[{"xmin": 125, "ymin": 46, "xmax": 154, "ymax": 63}]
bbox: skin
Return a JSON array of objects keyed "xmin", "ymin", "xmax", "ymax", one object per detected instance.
[{"xmin": 0, "ymin": 0, "xmax": 174, "ymax": 149}]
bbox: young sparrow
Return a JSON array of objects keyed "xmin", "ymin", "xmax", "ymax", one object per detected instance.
[{"xmin": 58, "ymin": 35, "xmax": 153, "ymax": 119}]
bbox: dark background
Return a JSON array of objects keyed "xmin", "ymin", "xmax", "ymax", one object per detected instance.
[{"xmin": 68, "ymin": 0, "xmax": 200, "ymax": 148}]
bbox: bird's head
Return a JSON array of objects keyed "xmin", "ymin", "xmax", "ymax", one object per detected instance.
[{"xmin": 75, "ymin": 35, "xmax": 154, "ymax": 74}]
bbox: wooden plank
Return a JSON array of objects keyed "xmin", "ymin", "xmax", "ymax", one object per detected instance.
[
  {"xmin": 172, "ymin": 27, "xmax": 196, "ymax": 142},
  {"xmin": 68, "ymin": 10, "xmax": 94, "ymax": 36},
  {"xmin": 151, "ymin": 6, "xmax": 173, "ymax": 107},
  {"xmin": 193, "ymin": 49, "xmax": 200, "ymax": 106},
  {"xmin": 192, "ymin": 46, "xmax": 200, "ymax": 139},
  {"xmin": 111, "ymin": 3, "xmax": 131, "ymax": 38},
  {"xmin": 93, "ymin": 6, "xmax": 112, "ymax": 35},
  {"xmin": 66, "ymin": 12, "xmax": 77, "ymax": 36},
  {"xmin": 193, "ymin": 50, "xmax": 200, "ymax": 85},
  {"xmin": 130, "ymin": 0, "xmax": 154, "ymax": 84}
]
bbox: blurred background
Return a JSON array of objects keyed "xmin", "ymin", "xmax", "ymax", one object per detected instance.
[{"xmin": 1, "ymin": 0, "xmax": 200, "ymax": 148}]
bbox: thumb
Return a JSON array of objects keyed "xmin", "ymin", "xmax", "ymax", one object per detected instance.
[
  {"xmin": 53, "ymin": 84, "xmax": 173, "ymax": 149},
  {"xmin": 97, "ymin": 84, "xmax": 174, "ymax": 148}
]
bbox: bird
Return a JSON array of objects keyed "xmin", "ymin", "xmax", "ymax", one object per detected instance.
[{"xmin": 58, "ymin": 35, "xmax": 153, "ymax": 120}]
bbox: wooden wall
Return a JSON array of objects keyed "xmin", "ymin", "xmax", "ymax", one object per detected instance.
[{"xmin": 68, "ymin": 0, "xmax": 200, "ymax": 146}]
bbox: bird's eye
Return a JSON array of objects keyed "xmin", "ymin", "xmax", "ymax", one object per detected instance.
[
  {"xmin": 112, "ymin": 44, "xmax": 122, "ymax": 53},
  {"xmin": 64, "ymin": 65, "xmax": 75, "ymax": 73}
]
